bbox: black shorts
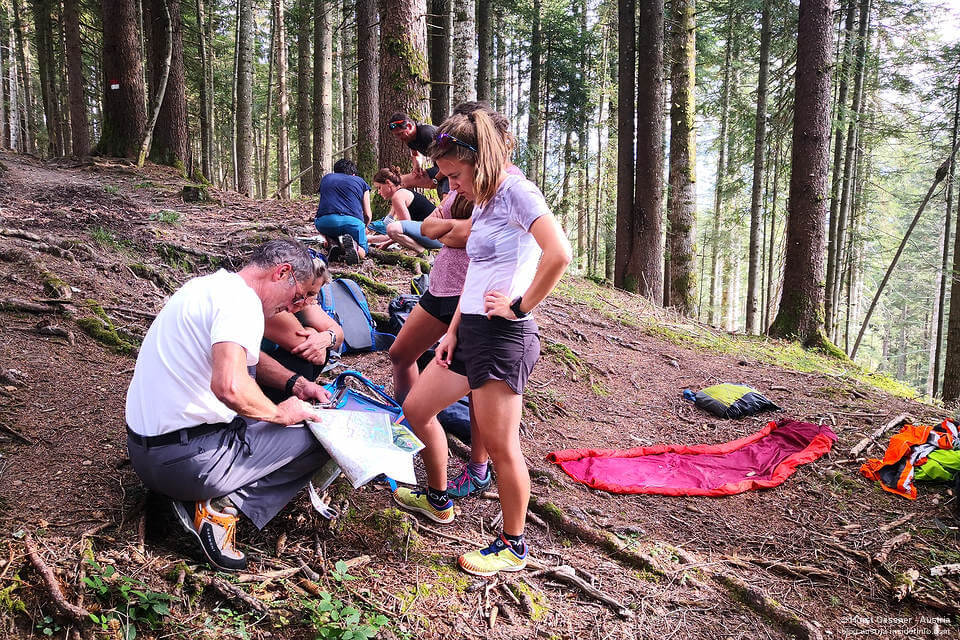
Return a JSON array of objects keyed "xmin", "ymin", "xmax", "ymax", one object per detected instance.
[
  {"xmin": 419, "ymin": 291, "xmax": 459, "ymax": 325},
  {"xmin": 448, "ymin": 314, "xmax": 540, "ymax": 395}
]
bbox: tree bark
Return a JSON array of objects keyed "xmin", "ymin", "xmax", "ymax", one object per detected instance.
[
  {"xmin": 355, "ymin": 0, "xmax": 378, "ymax": 178},
  {"xmin": 296, "ymin": 0, "xmax": 313, "ymax": 192},
  {"xmin": 614, "ymin": 0, "xmax": 635, "ymax": 290},
  {"xmin": 941, "ymin": 154, "xmax": 960, "ymax": 399},
  {"xmin": 261, "ymin": 9, "xmax": 275, "ymax": 198},
  {"xmin": 476, "ymin": 0, "xmax": 491, "ymax": 102},
  {"xmin": 341, "ymin": 0, "xmax": 354, "ymax": 156},
  {"xmin": 196, "ymin": 0, "xmax": 214, "ymax": 180},
  {"xmin": 428, "ymin": 0, "xmax": 450, "ymax": 124},
  {"xmin": 666, "ymin": 0, "xmax": 696, "ymax": 313},
  {"xmin": 525, "ymin": 0, "xmax": 541, "ymax": 185},
  {"xmin": 313, "ymin": 0, "xmax": 332, "ymax": 185},
  {"xmin": 768, "ymin": 0, "xmax": 834, "ymax": 345},
  {"xmin": 494, "ymin": 8, "xmax": 505, "ymax": 112},
  {"xmin": 275, "ymin": 0, "xmax": 291, "ymax": 198},
  {"xmin": 745, "ymin": 0, "xmax": 771, "ymax": 332},
  {"xmin": 98, "ymin": 0, "xmax": 146, "ymax": 158},
  {"xmin": 145, "ymin": 0, "xmax": 188, "ymax": 170},
  {"xmin": 628, "ymin": 0, "xmax": 664, "ymax": 300},
  {"xmin": 236, "ymin": 0, "xmax": 254, "ymax": 195},
  {"xmin": 451, "ymin": 0, "xmax": 475, "ymax": 106},
  {"xmin": 63, "ymin": 0, "xmax": 88, "ymax": 156},
  {"xmin": 378, "ymin": 0, "xmax": 429, "ymax": 173}
]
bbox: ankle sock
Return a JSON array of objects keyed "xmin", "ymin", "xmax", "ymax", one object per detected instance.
[
  {"xmin": 426, "ymin": 487, "xmax": 450, "ymax": 509},
  {"xmin": 503, "ymin": 532, "xmax": 526, "ymax": 554},
  {"xmin": 467, "ymin": 461, "xmax": 489, "ymax": 478}
]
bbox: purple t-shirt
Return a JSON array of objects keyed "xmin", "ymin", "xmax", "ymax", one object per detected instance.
[
  {"xmin": 460, "ymin": 174, "xmax": 550, "ymax": 317},
  {"xmin": 428, "ymin": 191, "xmax": 470, "ymax": 297}
]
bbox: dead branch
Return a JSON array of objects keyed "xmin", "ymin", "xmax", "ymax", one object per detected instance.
[
  {"xmin": 0, "ymin": 422, "xmax": 33, "ymax": 444},
  {"xmin": 528, "ymin": 564, "xmax": 634, "ymax": 619},
  {"xmin": 712, "ymin": 571, "xmax": 823, "ymax": 640},
  {"xmin": 0, "ymin": 297, "xmax": 73, "ymax": 316},
  {"xmin": 930, "ymin": 563, "xmax": 960, "ymax": 577},
  {"xmin": 190, "ymin": 573, "xmax": 272, "ymax": 617},
  {"xmin": 24, "ymin": 533, "xmax": 91, "ymax": 624},
  {"xmin": 878, "ymin": 512, "xmax": 915, "ymax": 532},
  {"xmin": 872, "ymin": 532, "xmax": 911, "ymax": 565},
  {"xmin": 849, "ymin": 413, "xmax": 912, "ymax": 457}
]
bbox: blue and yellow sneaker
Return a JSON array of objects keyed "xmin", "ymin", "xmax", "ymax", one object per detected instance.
[
  {"xmin": 458, "ymin": 534, "xmax": 528, "ymax": 576},
  {"xmin": 392, "ymin": 487, "xmax": 455, "ymax": 524},
  {"xmin": 446, "ymin": 465, "xmax": 493, "ymax": 498}
]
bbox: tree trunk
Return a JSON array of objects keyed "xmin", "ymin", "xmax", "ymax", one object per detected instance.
[
  {"xmin": 0, "ymin": 6, "xmax": 10, "ymax": 150},
  {"xmin": 494, "ymin": 9, "xmax": 505, "ymax": 112},
  {"xmin": 236, "ymin": 0, "xmax": 254, "ymax": 195},
  {"xmin": 560, "ymin": 128, "xmax": 573, "ymax": 230},
  {"xmin": 262, "ymin": 9, "xmax": 274, "ymax": 197},
  {"xmin": 666, "ymin": 0, "xmax": 696, "ymax": 313},
  {"xmin": 768, "ymin": 0, "xmax": 834, "ymax": 345},
  {"xmin": 824, "ymin": 0, "xmax": 856, "ymax": 337},
  {"xmin": 145, "ymin": 0, "xmax": 188, "ymax": 170},
  {"xmin": 831, "ymin": 0, "xmax": 871, "ymax": 343},
  {"xmin": 196, "ymin": 0, "xmax": 214, "ymax": 180},
  {"xmin": 341, "ymin": 0, "xmax": 354, "ymax": 156},
  {"xmin": 627, "ymin": 0, "xmax": 664, "ymax": 300},
  {"xmin": 32, "ymin": 0, "xmax": 62, "ymax": 156},
  {"xmin": 709, "ymin": 8, "xmax": 733, "ymax": 324},
  {"xmin": 933, "ymin": 74, "xmax": 960, "ymax": 396},
  {"xmin": 138, "ymin": 0, "xmax": 173, "ymax": 167},
  {"xmin": 63, "ymin": 0, "xmax": 89, "ymax": 156},
  {"xmin": 525, "ymin": 0, "xmax": 541, "ymax": 185},
  {"xmin": 378, "ymin": 0, "xmax": 429, "ymax": 172},
  {"xmin": 475, "ymin": 0, "xmax": 491, "ymax": 102},
  {"xmin": 98, "ymin": 0, "xmax": 146, "ymax": 158},
  {"xmin": 614, "ymin": 0, "xmax": 635, "ymax": 290},
  {"xmin": 355, "ymin": 0, "xmax": 377, "ymax": 178},
  {"xmin": 296, "ymin": 0, "xmax": 313, "ymax": 192},
  {"xmin": 275, "ymin": 0, "xmax": 291, "ymax": 198},
  {"xmin": 745, "ymin": 0, "xmax": 771, "ymax": 331},
  {"xmin": 428, "ymin": 0, "xmax": 450, "ymax": 125},
  {"xmin": 313, "ymin": 0, "xmax": 332, "ymax": 185},
  {"xmin": 451, "ymin": 0, "xmax": 475, "ymax": 106}
]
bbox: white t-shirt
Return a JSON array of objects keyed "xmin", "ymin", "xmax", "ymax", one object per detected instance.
[
  {"xmin": 125, "ymin": 270, "xmax": 264, "ymax": 436},
  {"xmin": 459, "ymin": 174, "xmax": 549, "ymax": 316}
]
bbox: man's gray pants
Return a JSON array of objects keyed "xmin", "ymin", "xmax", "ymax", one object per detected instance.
[{"xmin": 127, "ymin": 419, "xmax": 329, "ymax": 529}]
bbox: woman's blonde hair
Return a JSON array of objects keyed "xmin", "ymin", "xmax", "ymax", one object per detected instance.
[{"xmin": 429, "ymin": 108, "xmax": 510, "ymax": 206}]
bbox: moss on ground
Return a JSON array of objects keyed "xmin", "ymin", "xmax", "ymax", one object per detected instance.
[
  {"xmin": 339, "ymin": 273, "xmax": 399, "ymax": 298},
  {"xmin": 369, "ymin": 508, "xmax": 421, "ymax": 551},
  {"xmin": 77, "ymin": 300, "xmax": 138, "ymax": 355}
]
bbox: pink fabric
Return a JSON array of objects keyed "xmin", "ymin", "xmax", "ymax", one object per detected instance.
[
  {"xmin": 427, "ymin": 192, "xmax": 470, "ymax": 297},
  {"xmin": 547, "ymin": 419, "xmax": 836, "ymax": 496}
]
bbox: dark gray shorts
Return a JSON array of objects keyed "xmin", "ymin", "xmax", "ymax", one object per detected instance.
[{"xmin": 448, "ymin": 314, "xmax": 540, "ymax": 394}]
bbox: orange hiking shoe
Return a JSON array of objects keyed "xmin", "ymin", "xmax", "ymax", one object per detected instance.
[{"xmin": 171, "ymin": 499, "xmax": 248, "ymax": 572}]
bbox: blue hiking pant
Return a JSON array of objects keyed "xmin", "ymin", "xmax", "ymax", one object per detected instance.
[
  {"xmin": 399, "ymin": 220, "xmax": 443, "ymax": 250},
  {"xmin": 314, "ymin": 214, "xmax": 369, "ymax": 251}
]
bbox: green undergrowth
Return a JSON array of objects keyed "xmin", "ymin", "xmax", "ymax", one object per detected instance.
[
  {"xmin": 77, "ymin": 299, "xmax": 139, "ymax": 355},
  {"xmin": 553, "ymin": 274, "xmax": 920, "ymax": 401}
]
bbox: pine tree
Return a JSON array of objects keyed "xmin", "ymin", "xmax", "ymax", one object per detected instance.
[{"xmin": 98, "ymin": 0, "xmax": 145, "ymax": 158}]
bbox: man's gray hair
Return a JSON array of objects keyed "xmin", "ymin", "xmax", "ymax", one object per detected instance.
[{"xmin": 247, "ymin": 238, "xmax": 325, "ymax": 282}]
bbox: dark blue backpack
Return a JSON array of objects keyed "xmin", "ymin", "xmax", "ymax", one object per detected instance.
[{"xmin": 320, "ymin": 278, "xmax": 395, "ymax": 353}]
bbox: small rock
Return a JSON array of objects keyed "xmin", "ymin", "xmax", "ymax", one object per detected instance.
[
  {"xmin": 3, "ymin": 386, "xmax": 15, "ymax": 392},
  {"xmin": 12, "ymin": 480, "xmax": 22, "ymax": 486},
  {"xmin": 82, "ymin": 459, "xmax": 92, "ymax": 466}
]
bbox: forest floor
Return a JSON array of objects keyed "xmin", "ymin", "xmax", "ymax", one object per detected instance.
[{"xmin": 0, "ymin": 151, "xmax": 958, "ymax": 640}]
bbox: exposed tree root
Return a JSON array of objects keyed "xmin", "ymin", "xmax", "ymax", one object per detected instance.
[
  {"xmin": 0, "ymin": 297, "xmax": 74, "ymax": 316},
  {"xmin": 189, "ymin": 573, "xmax": 273, "ymax": 618},
  {"xmin": 24, "ymin": 533, "xmax": 91, "ymax": 624},
  {"xmin": 527, "ymin": 564, "xmax": 634, "ymax": 619},
  {"xmin": 368, "ymin": 249, "xmax": 432, "ymax": 274}
]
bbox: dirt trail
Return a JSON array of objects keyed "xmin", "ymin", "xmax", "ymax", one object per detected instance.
[{"xmin": 0, "ymin": 153, "xmax": 957, "ymax": 639}]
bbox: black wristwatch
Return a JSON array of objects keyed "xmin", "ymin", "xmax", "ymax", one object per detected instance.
[
  {"xmin": 510, "ymin": 296, "xmax": 529, "ymax": 319},
  {"xmin": 285, "ymin": 373, "xmax": 302, "ymax": 397}
]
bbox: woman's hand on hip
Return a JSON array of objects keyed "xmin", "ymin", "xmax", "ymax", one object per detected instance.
[
  {"xmin": 484, "ymin": 290, "xmax": 515, "ymax": 319},
  {"xmin": 435, "ymin": 332, "xmax": 458, "ymax": 367}
]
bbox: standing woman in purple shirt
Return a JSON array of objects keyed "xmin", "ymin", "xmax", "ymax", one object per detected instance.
[{"xmin": 392, "ymin": 108, "xmax": 572, "ymax": 576}]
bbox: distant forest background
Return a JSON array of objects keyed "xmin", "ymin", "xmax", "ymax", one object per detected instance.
[{"xmin": 1, "ymin": 0, "xmax": 960, "ymax": 401}]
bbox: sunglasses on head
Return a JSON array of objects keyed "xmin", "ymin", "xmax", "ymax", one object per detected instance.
[
  {"xmin": 307, "ymin": 247, "xmax": 325, "ymax": 263},
  {"xmin": 434, "ymin": 132, "xmax": 478, "ymax": 153},
  {"xmin": 388, "ymin": 120, "xmax": 408, "ymax": 130}
]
